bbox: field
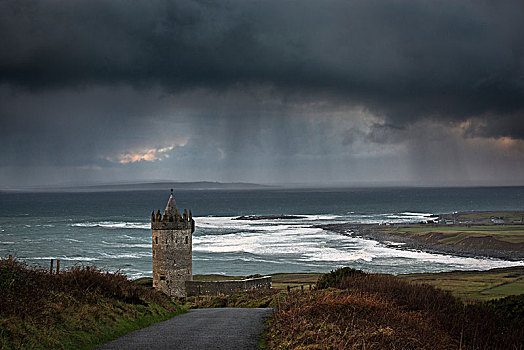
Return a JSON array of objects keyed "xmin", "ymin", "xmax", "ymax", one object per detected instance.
[
  {"xmin": 400, "ymin": 266, "xmax": 524, "ymax": 301},
  {"xmin": 165, "ymin": 268, "xmax": 524, "ymax": 302},
  {"xmin": 193, "ymin": 273, "xmax": 321, "ymax": 290},
  {"xmin": 378, "ymin": 224, "xmax": 524, "ymax": 250},
  {"xmin": 189, "ymin": 268, "xmax": 524, "ymax": 304},
  {"xmin": 440, "ymin": 211, "xmax": 524, "ymax": 223}
]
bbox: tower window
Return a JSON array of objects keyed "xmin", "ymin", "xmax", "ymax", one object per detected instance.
[
  {"xmin": 185, "ymin": 236, "xmax": 188, "ymax": 244},
  {"xmin": 155, "ymin": 237, "xmax": 158, "ymax": 244}
]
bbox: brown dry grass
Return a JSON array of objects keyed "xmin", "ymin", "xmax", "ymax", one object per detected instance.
[
  {"xmin": 0, "ymin": 257, "xmax": 180, "ymax": 349},
  {"xmin": 266, "ymin": 269, "xmax": 524, "ymax": 350}
]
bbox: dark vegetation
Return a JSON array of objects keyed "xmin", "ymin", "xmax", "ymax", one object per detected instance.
[
  {"xmin": 316, "ymin": 267, "xmax": 365, "ymax": 289},
  {"xmin": 486, "ymin": 295, "xmax": 524, "ymax": 324},
  {"xmin": 266, "ymin": 268, "xmax": 524, "ymax": 349},
  {"xmin": 0, "ymin": 257, "xmax": 183, "ymax": 349}
]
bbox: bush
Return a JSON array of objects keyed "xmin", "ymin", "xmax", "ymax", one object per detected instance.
[
  {"xmin": 267, "ymin": 268, "xmax": 524, "ymax": 349},
  {"xmin": 0, "ymin": 257, "xmax": 180, "ymax": 349},
  {"xmin": 316, "ymin": 267, "xmax": 365, "ymax": 289},
  {"xmin": 486, "ymin": 294, "xmax": 524, "ymax": 323}
]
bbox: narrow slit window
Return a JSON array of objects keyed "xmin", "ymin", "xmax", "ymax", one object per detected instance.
[
  {"xmin": 185, "ymin": 236, "xmax": 188, "ymax": 244},
  {"xmin": 155, "ymin": 237, "xmax": 158, "ymax": 244}
]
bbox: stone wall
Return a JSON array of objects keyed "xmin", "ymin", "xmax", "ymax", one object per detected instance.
[{"xmin": 185, "ymin": 276, "xmax": 272, "ymax": 296}]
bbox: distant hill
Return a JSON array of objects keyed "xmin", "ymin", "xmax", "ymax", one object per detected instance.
[{"xmin": 3, "ymin": 181, "xmax": 275, "ymax": 192}]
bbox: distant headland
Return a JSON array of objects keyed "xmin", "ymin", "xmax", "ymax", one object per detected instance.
[{"xmin": 1, "ymin": 181, "xmax": 275, "ymax": 192}]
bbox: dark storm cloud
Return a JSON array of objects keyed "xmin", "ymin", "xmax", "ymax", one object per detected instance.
[{"xmin": 1, "ymin": 0, "xmax": 523, "ymax": 138}]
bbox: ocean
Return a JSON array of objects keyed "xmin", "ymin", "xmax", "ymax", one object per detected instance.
[{"xmin": 1, "ymin": 187, "xmax": 523, "ymax": 279}]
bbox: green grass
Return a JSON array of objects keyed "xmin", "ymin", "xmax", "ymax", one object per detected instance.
[
  {"xmin": 400, "ymin": 266, "xmax": 524, "ymax": 301},
  {"xmin": 45, "ymin": 302, "xmax": 185, "ymax": 350}
]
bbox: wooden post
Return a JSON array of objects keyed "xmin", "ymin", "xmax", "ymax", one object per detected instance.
[
  {"xmin": 309, "ymin": 284, "xmax": 312, "ymax": 291},
  {"xmin": 8, "ymin": 254, "xmax": 12, "ymax": 263},
  {"xmin": 56, "ymin": 260, "xmax": 60, "ymax": 274},
  {"xmin": 301, "ymin": 285, "xmax": 304, "ymax": 293},
  {"xmin": 287, "ymin": 285, "xmax": 290, "ymax": 293},
  {"xmin": 49, "ymin": 259, "xmax": 54, "ymax": 274}
]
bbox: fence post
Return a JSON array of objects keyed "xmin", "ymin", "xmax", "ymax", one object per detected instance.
[
  {"xmin": 8, "ymin": 254, "xmax": 12, "ymax": 263},
  {"xmin": 287, "ymin": 285, "xmax": 290, "ymax": 293},
  {"xmin": 49, "ymin": 259, "xmax": 54, "ymax": 274},
  {"xmin": 56, "ymin": 259, "xmax": 60, "ymax": 274},
  {"xmin": 301, "ymin": 285, "xmax": 304, "ymax": 293}
]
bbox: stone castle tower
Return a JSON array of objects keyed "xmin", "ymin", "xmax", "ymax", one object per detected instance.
[{"xmin": 151, "ymin": 189, "xmax": 195, "ymax": 297}]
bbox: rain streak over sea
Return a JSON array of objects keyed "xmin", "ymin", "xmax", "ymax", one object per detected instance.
[{"xmin": 1, "ymin": 187, "xmax": 523, "ymax": 278}]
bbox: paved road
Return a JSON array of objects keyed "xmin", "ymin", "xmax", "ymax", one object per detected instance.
[{"xmin": 97, "ymin": 308, "xmax": 274, "ymax": 350}]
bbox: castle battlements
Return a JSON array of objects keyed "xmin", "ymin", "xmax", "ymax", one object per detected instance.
[{"xmin": 151, "ymin": 209, "xmax": 195, "ymax": 232}]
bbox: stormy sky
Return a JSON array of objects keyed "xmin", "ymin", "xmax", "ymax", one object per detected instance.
[{"xmin": 1, "ymin": 0, "xmax": 523, "ymax": 187}]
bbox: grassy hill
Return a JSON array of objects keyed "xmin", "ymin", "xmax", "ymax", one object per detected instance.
[{"xmin": 0, "ymin": 258, "xmax": 184, "ymax": 349}]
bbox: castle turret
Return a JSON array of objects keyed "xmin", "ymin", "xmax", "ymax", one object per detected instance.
[{"xmin": 151, "ymin": 189, "xmax": 195, "ymax": 297}]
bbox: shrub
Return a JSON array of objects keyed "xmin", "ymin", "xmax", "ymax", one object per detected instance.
[
  {"xmin": 316, "ymin": 267, "xmax": 365, "ymax": 289},
  {"xmin": 0, "ymin": 257, "xmax": 180, "ymax": 349},
  {"xmin": 486, "ymin": 294, "xmax": 524, "ymax": 323},
  {"xmin": 267, "ymin": 268, "xmax": 524, "ymax": 349}
]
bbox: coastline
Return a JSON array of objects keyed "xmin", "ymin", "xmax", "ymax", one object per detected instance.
[{"xmin": 316, "ymin": 223, "xmax": 524, "ymax": 261}]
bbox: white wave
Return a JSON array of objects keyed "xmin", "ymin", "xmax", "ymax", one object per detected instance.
[
  {"xmin": 72, "ymin": 221, "xmax": 149, "ymax": 229},
  {"xmin": 299, "ymin": 214, "xmax": 342, "ymax": 221},
  {"xmin": 101, "ymin": 241, "xmax": 151, "ymax": 248},
  {"xmin": 0, "ymin": 241, "xmax": 15, "ymax": 244},
  {"xmin": 383, "ymin": 241, "xmax": 406, "ymax": 246},
  {"xmin": 99, "ymin": 252, "xmax": 150, "ymax": 259},
  {"xmin": 302, "ymin": 248, "xmax": 374, "ymax": 262},
  {"xmin": 405, "ymin": 212, "xmax": 432, "ymax": 217},
  {"xmin": 28, "ymin": 256, "xmax": 99, "ymax": 261},
  {"xmin": 384, "ymin": 212, "xmax": 434, "ymax": 222}
]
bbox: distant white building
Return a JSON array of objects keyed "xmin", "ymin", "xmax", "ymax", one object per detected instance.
[{"xmin": 490, "ymin": 217, "xmax": 505, "ymax": 224}]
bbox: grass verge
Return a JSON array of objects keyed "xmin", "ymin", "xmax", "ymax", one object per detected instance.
[{"xmin": 0, "ymin": 257, "xmax": 184, "ymax": 349}]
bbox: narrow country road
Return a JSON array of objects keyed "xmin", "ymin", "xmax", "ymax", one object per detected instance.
[{"xmin": 97, "ymin": 308, "xmax": 274, "ymax": 350}]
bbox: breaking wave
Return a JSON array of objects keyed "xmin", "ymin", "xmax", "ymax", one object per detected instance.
[{"xmin": 72, "ymin": 221, "xmax": 149, "ymax": 229}]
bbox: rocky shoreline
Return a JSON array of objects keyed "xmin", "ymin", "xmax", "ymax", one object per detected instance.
[{"xmin": 316, "ymin": 223, "xmax": 524, "ymax": 261}]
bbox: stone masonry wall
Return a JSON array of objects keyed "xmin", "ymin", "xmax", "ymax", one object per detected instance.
[
  {"xmin": 152, "ymin": 226, "xmax": 193, "ymax": 298},
  {"xmin": 185, "ymin": 276, "xmax": 272, "ymax": 296}
]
